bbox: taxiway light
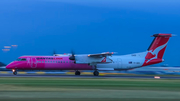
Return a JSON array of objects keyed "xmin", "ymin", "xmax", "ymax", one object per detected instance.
[{"xmin": 154, "ymin": 76, "xmax": 160, "ymax": 79}]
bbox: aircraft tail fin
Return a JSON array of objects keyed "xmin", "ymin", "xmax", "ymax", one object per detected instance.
[{"xmin": 143, "ymin": 33, "xmax": 172, "ymax": 66}]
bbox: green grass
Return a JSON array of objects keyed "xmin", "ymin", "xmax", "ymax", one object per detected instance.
[{"xmin": 1, "ymin": 77, "xmax": 180, "ymax": 101}]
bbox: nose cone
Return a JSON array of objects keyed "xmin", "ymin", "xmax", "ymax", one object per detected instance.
[{"xmin": 6, "ymin": 63, "xmax": 14, "ymax": 69}]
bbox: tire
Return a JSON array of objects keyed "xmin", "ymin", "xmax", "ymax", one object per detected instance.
[
  {"xmin": 75, "ymin": 71, "xmax": 80, "ymax": 75},
  {"xmin": 93, "ymin": 71, "xmax": 99, "ymax": 76},
  {"xmin": 13, "ymin": 71, "xmax": 17, "ymax": 75}
]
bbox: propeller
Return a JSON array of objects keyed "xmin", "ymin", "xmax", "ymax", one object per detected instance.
[
  {"xmin": 69, "ymin": 50, "xmax": 75, "ymax": 60},
  {"xmin": 52, "ymin": 50, "xmax": 57, "ymax": 56}
]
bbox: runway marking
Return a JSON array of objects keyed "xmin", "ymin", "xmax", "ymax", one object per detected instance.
[
  {"xmin": 99, "ymin": 74, "xmax": 105, "ymax": 76},
  {"xmin": 36, "ymin": 72, "xmax": 45, "ymax": 74},
  {"xmin": 81, "ymin": 72, "xmax": 92, "ymax": 75},
  {"xmin": 18, "ymin": 72, "xmax": 27, "ymax": 74},
  {"xmin": 0, "ymin": 71, "xmax": 9, "ymax": 74},
  {"xmin": 66, "ymin": 72, "xmax": 74, "ymax": 75}
]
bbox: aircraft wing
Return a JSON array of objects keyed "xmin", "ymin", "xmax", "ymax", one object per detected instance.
[
  {"xmin": 75, "ymin": 52, "xmax": 114, "ymax": 64},
  {"xmin": 88, "ymin": 52, "xmax": 114, "ymax": 58}
]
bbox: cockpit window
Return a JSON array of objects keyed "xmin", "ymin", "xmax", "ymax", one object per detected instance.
[
  {"xmin": 15, "ymin": 58, "xmax": 26, "ymax": 61},
  {"xmin": 16, "ymin": 58, "xmax": 21, "ymax": 61},
  {"xmin": 21, "ymin": 58, "xmax": 26, "ymax": 61}
]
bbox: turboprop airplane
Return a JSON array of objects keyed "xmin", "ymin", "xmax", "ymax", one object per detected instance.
[{"xmin": 6, "ymin": 33, "xmax": 172, "ymax": 76}]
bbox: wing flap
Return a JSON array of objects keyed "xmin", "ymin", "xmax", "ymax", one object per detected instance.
[{"xmin": 88, "ymin": 52, "xmax": 114, "ymax": 58}]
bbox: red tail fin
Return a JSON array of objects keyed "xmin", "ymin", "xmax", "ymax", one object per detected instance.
[{"xmin": 143, "ymin": 33, "xmax": 172, "ymax": 66}]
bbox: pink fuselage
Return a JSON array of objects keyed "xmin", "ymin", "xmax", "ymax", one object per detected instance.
[{"xmin": 6, "ymin": 56, "xmax": 93, "ymax": 70}]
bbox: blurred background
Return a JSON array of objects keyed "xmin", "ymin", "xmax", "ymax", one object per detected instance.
[{"xmin": 0, "ymin": 0, "xmax": 180, "ymax": 66}]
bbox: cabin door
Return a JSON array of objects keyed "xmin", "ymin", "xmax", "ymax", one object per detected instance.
[{"xmin": 31, "ymin": 57, "xmax": 37, "ymax": 68}]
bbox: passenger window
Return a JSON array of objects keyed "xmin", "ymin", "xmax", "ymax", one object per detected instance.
[
  {"xmin": 42, "ymin": 61, "xmax": 44, "ymax": 63},
  {"xmin": 66, "ymin": 61, "xmax": 68, "ymax": 63},
  {"xmin": 58, "ymin": 61, "xmax": 60, "ymax": 63},
  {"xmin": 63, "ymin": 61, "xmax": 65, "ymax": 63}
]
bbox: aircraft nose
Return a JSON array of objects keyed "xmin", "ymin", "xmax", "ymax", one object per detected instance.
[
  {"xmin": 6, "ymin": 63, "xmax": 14, "ymax": 69},
  {"xmin": 6, "ymin": 64, "xmax": 11, "ymax": 69}
]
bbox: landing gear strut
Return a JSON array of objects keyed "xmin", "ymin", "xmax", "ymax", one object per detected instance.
[
  {"xmin": 75, "ymin": 70, "xmax": 80, "ymax": 75},
  {"xmin": 93, "ymin": 70, "xmax": 99, "ymax": 76},
  {"xmin": 12, "ymin": 69, "xmax": 17, "ymax": 75}
]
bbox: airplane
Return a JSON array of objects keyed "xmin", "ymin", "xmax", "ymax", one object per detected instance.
[{"xmin": 6, "ymin": 33, "xmax": 172, "ymax": 76}]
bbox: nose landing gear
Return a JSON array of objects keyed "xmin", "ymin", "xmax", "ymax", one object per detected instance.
[
  {"xmin": 12, "ymin": 69, "xmax": 17, "ymax": 75},
  {"xmin": 75, "ymin": 70, "xmax": 81, "ymax": 75}
]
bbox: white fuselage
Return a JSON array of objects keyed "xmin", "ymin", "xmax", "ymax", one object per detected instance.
[{"xmin": 96, "ymin": 52, "xmax": 147, "ymax": 70}]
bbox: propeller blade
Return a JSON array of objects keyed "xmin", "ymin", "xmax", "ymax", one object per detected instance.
[
  {"xmin": 69, "ymin": 50, "xmax": 75, "ymax": 60},
  {"xmin": 53, "ymin": 50, "xmax": 56, "ymax": 54}
]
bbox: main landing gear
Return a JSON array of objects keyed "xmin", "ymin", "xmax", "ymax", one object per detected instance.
[
  {"xmin": 12, "ymin": 69, "xmax": 17, "ymax": 75},
  {"xmin": 75, "ymin": 70, "xmax": 81, "ymax": 75},
  {"xmin": 93, "ymin": 70, "xmax": 99, "ymax": 76}
]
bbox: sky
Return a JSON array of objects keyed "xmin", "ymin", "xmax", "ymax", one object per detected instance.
[{"xmin": 0, "ymin": 0, "xmax": 180, "ymax": 66}]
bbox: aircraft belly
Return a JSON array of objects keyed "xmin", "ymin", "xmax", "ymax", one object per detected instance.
[
  {"xmin": 97, "ymin": 64, "xmax": 115, "ymax": 70},
  {"xmin": 74, "ymin": 64, "xmax": 93, "ymax": 70}
]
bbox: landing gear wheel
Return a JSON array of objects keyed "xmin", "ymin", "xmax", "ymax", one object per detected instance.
[
  {"xmin": 13, "ymin": 71, "xmax": 17, "ymax": 75},
  {"xmin": 75, "ymin": 71, "xmax": 80, "ymax": 75},
  {"xmin": 93, "ymin": 71, "xmax": 99, "ymax": 76}
]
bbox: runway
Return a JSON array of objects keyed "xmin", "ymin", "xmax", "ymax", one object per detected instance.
[{"xmin": 1, "ymin": 74, "xmax": 180, "ymax": 79}]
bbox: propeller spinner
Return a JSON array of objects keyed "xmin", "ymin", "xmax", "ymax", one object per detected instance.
[{"xmin": 69, "ymin": 50, "xmax": 75, "ymax": 60}]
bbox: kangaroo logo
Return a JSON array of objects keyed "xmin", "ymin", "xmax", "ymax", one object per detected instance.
[
  {"xmin": 27, "ymin": 58, "xmax": 30, "ymax": 66},
  {"xmin": 146, "ymin": 42, "xmax": 168, "ymax": 63}
]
